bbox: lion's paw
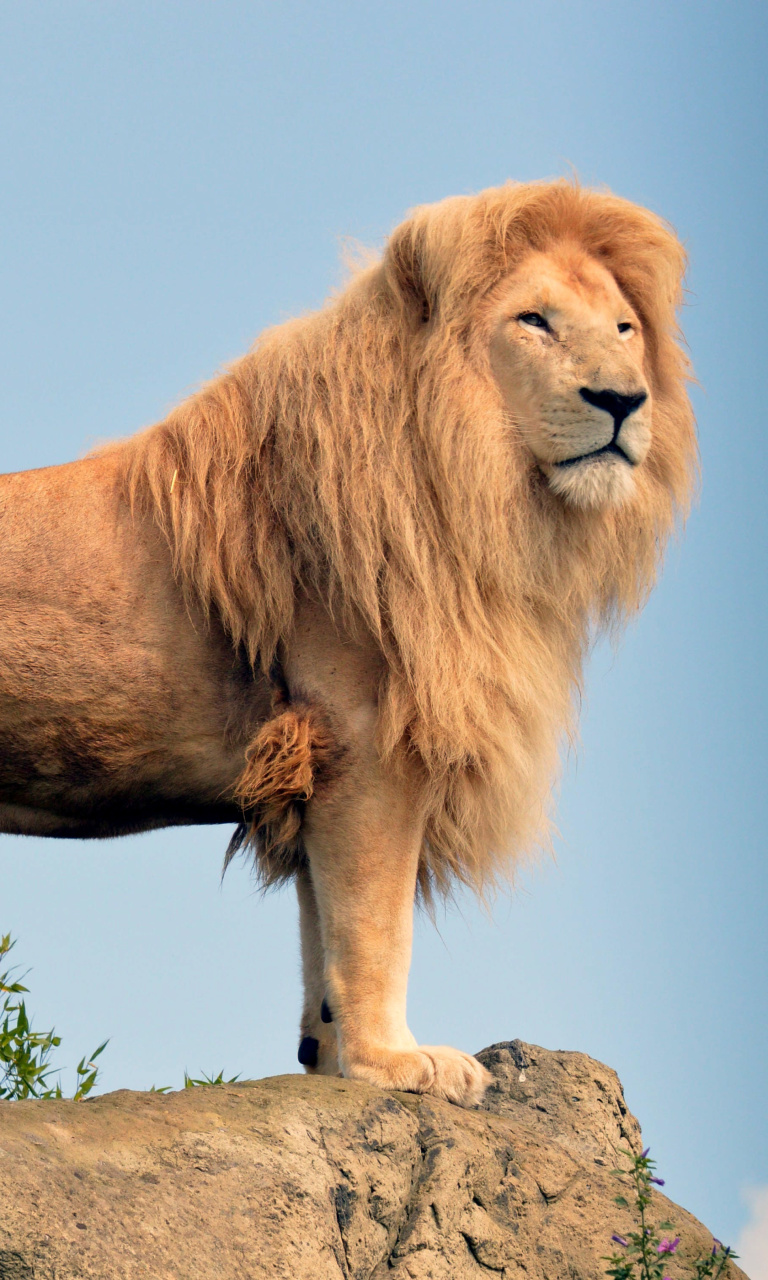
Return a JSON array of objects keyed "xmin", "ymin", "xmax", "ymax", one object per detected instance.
[
  {"xmin": 298, "ymin": 1020, "xmax": 340, "ymax": 1076},
  {"xmin": 344, "ymin": 1044, "xmax": 491, "ymax": 1107}
]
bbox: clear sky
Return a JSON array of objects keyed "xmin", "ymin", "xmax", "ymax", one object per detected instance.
[{"xmin": 1, "ymin": 2, "xmax": 766, "ymax": 1266}]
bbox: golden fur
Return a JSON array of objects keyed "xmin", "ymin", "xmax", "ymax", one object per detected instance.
[
  {"xmin": 232, "ymin": 700, "xmax": 339, "ymax": 873},
  {"xmin": 128, "ymin": 179, "xmax": 697, "ymax": 900}
]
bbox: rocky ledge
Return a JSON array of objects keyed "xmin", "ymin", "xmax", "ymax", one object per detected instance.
[{"xmin": 0, "ymin": 1041, "xmax": 745, "ymax": 1280}]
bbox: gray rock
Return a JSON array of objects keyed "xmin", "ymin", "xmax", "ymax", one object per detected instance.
[{"xmin": 0, "ymin": 1042, "xmax": 746, "ymax": 1279}]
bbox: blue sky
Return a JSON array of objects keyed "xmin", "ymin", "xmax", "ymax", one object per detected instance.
[{"xmin": 0, "ymin": 2, "xmax": 766, "ymax": 1265}]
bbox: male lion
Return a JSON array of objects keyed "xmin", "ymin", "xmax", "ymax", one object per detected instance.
[{"xmin": 0, "ymin": 181, "xmax": 696, "ymax": 1106}]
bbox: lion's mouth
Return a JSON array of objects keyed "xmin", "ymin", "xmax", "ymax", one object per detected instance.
[{"xmin": 555, "ymin": 441, "xmax": 634, "ymax": 469}]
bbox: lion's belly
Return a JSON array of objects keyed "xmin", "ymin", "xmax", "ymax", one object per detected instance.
[
  {"xmin": 0, "ymin": 454, "xmax": 271, "ymax": 837},
  {"xmin": 0, "ymin": 600, "xmax": 241, "ymax": 821},
  {"xmin": 0, "ymin": 798, "xmax": 242, "ymax": 839},
  {"xmin": 0, "ymin": 671, "xmax": 248, "ymax": 837}
]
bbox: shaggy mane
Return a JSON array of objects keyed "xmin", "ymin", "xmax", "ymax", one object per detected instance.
[{"xmin": 127, "ymin": 180, "xmax": 697, "ymax": 897}]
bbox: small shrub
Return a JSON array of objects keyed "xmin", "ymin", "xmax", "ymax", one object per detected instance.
[
  {"xmin": 605, "ymin": 1147, "xmax": 738, "ymax": 1279},
  {"xmin": 2, "ymin": 933, "xmax": 241, "ymax": 1101},
  {"xmin": 0, "ymin": 932, "xmax": 107, "ymax": 1101}
]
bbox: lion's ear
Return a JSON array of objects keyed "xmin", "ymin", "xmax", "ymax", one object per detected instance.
[{"xmin": 386, "ymin": 220, "xmax": 433, "ymax": 324}]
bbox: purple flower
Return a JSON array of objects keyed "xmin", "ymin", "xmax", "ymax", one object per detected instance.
[
  {"xmin": 712, "ymin": 1238, "xmax": 723, "ymax": 1256},
  {"xmin": 658, "ymin": 1237, "xmax": 680, "ymax": 1255},
  {"xmin": 611, "ymin": 1235, "xmax": 628, "ymax": 1248},
  {"xmin": 650, "ymin": 1176, "xmax": 666, "ymax": 1186},
  {"xmin": 641, "ymin": 1147, "xmax": 651, "ymax": 1158}
]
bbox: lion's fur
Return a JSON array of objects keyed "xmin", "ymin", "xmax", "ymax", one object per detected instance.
[
  {"xmin": 127, "ymin": 180, "xmax": 697, "ymax": 897},
  {"xmin": 228, "ymin": 700, "xmax": 339, "ymax": 882}
]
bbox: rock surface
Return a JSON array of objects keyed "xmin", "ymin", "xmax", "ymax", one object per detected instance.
[{"xmin": 0, "ymin": 1040, "xmax": 745, "ymax": 1280}]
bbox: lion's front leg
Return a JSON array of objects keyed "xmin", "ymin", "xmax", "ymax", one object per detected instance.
[
  {"xmin": 296, "ymin": 866, "xmax": 340, "ymax": 1076},
  {"xmin": 298, "ymin": 759, "xmax": 490, "ymax": 1108}
]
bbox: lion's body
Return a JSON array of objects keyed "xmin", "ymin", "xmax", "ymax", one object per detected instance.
[
  {"xmin": 0, "ymin": 449, "xmax": 270, "ymax": 838},
  {"xmin": 0, "ymin": 181, "xmax": 696, "ymax": 1103}
]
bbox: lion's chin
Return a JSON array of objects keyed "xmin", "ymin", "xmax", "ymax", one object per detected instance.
[{"xmin": 546, "ymin": 453, "xmax": 636, "ymax": 510}]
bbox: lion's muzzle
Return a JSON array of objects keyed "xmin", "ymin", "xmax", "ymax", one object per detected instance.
[{"xmin": 554, "ymin": 386, "xmax": 649, "ymax": 468}]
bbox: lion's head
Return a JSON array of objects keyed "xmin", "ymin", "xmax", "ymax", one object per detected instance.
[
  {"xmin": 383, "ymin": 180, "xmax": 694, "ymax": 533},
  {"xmin": 132, "ymin": 179, "xmax": 697, "ymax": 895},
  {"xmin": 487, "ymin": 246, "xmax": 652, "ymax": 509}
]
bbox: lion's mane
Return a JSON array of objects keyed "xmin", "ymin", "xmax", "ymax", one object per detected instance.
[{"xmin": 128, "ymin": 181, "xmax": 697, "ymax": 897}]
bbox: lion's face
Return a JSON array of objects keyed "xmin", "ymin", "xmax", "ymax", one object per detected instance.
[{"xmin": 487, "ymin": 246, "xmax": 652, "ymax": 509}]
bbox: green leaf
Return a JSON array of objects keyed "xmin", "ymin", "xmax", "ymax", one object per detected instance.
[
  {"xmin": 0, "ymin": 933, "xmax": 106, "ymax": 1102},
  {"xmin": 184, "ymin": 1068, "xmax": 241, "ymax": 1089}
]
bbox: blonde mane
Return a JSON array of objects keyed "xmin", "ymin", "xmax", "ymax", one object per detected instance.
[{"xmin": 127, "ymin": 180, "xmax": 697, "ymax": 897}]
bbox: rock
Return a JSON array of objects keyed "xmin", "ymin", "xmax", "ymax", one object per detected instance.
[{"xmin": 0, "ymin": 1041, "xmax": 746, "ymax": 1280}]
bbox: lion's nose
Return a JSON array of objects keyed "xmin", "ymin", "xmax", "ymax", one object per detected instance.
[{"xmin": 579, "ymin": 387, "xmax": 648, "ymax": 434}]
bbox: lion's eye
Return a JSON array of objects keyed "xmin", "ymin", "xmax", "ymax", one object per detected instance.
[
  {"xmin": 518, "ymin": 311, "xmax": 551, "ymax": 333},
  {"xmin": 617, "ymin": 322, "xmax": 633, "ymax": 339}
]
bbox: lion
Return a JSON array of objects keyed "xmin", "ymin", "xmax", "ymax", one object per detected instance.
[{"xmin": 0, "ymin": 181, "xmax": 696, "ymax": 1106}]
